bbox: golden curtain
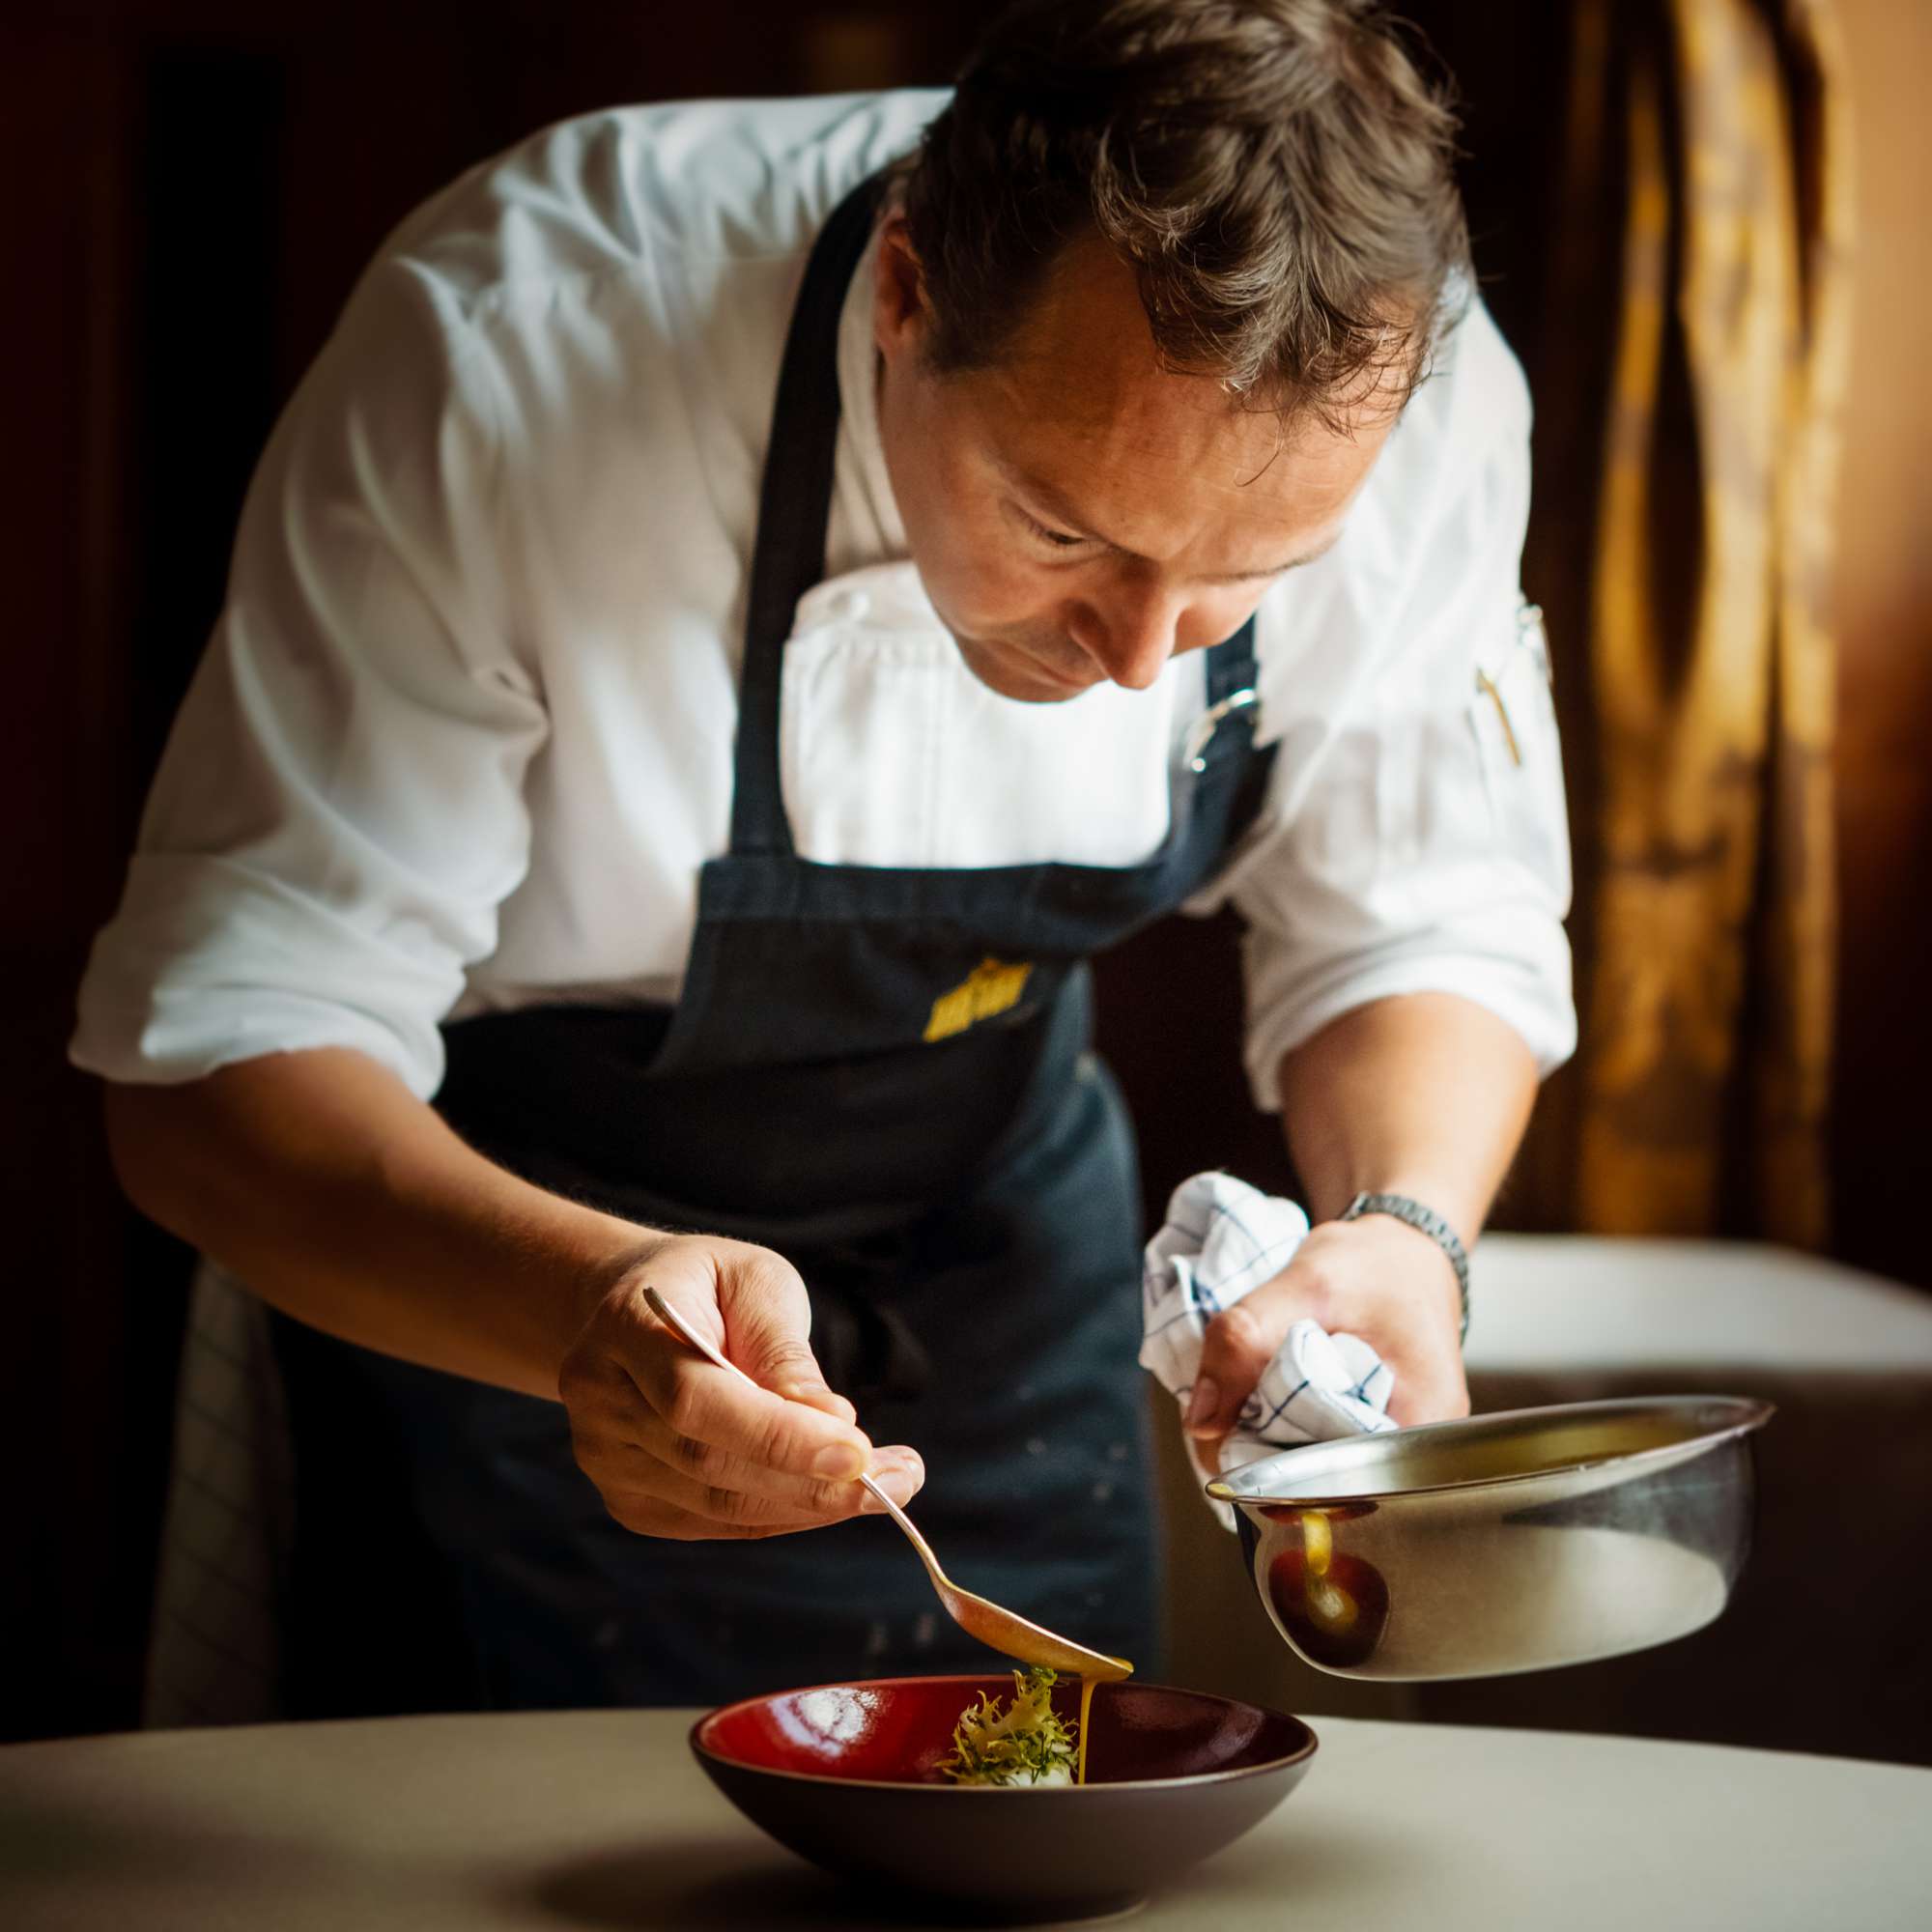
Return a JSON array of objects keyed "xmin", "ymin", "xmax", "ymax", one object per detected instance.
[{"xmin": 1542, "ymin": 0, "xmax": 1853, "ymax": 1244}]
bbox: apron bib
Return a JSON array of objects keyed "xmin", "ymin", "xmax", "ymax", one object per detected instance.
[{"xmin": 271, "ymin": 173, "xmax": 1279, "ymax": 1712}]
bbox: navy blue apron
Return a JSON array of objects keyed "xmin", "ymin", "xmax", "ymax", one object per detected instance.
[{"xmin": 270, "ymin": 174, "xmax": 1278, "ymax": 1714}]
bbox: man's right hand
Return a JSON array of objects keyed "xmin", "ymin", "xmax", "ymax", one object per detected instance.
[
  {"xmin": 558, "ymin": 1234, "xmax": 926, "ymax": 1541},
  {"xmin": 103, "ymin": 1051, "xmax": 924, "ymax": 1540}
]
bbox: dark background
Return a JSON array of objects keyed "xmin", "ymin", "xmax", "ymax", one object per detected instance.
[{"xmin": 6, "ymin": 0, "xmax": 1927, "ymax": 1746}]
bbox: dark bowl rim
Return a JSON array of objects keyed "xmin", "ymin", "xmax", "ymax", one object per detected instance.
[
  {"xmin": 688, "ymin": 1672, "xmax": 1320, "ymax": 1794},
  {"xmin": 1205, "ymin": 1393, "xmax": 1776, "ymax": 1508}
]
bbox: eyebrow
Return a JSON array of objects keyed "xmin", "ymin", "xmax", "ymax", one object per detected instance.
[{"xmin": 1009, "ymin": 467, "xmax": 1340, "ymax": 582}]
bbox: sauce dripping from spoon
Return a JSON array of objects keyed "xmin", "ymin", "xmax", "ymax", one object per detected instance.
[{"xmin": 1069, "ymin": 1654, "xmax": 1132, "ymax": 1785}]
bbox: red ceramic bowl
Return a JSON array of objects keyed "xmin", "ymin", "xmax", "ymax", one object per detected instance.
[{"xmin": 691, "ymin": 1673, "xmax": 1318, "ymax": 1920}]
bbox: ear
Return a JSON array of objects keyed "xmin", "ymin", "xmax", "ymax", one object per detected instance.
[{"xmin": 871, "ymin": 213, "xmax": 932, "ymax": 363}]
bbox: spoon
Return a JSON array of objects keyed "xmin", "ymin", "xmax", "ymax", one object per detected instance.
[{"xmin": 642, "ymin": 1286, "xmax": 1132, "ymax": 1681}]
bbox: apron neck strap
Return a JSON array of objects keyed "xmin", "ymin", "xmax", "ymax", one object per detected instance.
[
  {"xmin": 1203, "ymin": 613, "xmax": 1259, "ymax": 705},
  {"xmin": 732, "ymin": 172, "xmax": 888, "ymax": 861}
]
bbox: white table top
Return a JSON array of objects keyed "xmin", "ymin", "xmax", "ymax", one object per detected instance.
[
  {"xmin": 1, "ymin": 1708, "xmax": 1924, "ymax": 1930},
  {"xmin": 1466, "ymin": 1234, "xmax": 1932, "ymax": 1374}
]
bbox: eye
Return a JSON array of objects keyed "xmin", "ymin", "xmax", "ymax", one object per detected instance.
[{"xmin": 1016, "ymin": 507, "xmax": 1090, "ymax": 550}]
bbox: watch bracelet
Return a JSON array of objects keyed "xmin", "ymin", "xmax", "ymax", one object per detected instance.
[{"xmin": 1339, "ymin": 1190, "xmax": 1470, "ymax": 1343}]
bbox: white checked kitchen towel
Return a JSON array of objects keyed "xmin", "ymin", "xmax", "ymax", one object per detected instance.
[
  {"xmin": 1141, "ymin": 1171, "xmax": 1398, "ymax": 1526},
  {"xmin": 143, "ymin": 1261, "xmax": 293, "ymax": 1725}
]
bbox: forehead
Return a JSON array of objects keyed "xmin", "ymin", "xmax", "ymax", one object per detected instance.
[{"xmin": 958, "ymin": 234, "xmax": 1388, "ymax": 541}]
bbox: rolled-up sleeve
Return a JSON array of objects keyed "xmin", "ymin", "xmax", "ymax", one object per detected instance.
[
  {"xmin": 71, "ymin": 263, "xmax": 548, "ymax": 1099},
  {"xmin": 1202, "ymin": 335, "xmax": 1576, "ymax": 1114}
]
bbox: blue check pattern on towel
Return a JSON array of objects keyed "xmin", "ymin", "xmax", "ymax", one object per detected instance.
[{"xmin": 1140, "ymin": 1172, "xmax": 1397, "ymax": 1520}]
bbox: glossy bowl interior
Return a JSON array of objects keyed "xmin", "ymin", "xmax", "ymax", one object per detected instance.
[
  {"xmin": 1208, "ymin": 1394, "xmax": 1774, "ymax": 1682},
  {"xmin": 691, "ymin": 1673, "xmax": 1317, "ymax": 1920}
]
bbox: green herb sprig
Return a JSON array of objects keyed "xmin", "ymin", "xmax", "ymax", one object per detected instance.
[{"xmin": 939, "ymin": 1666, "xmax": 1079, "ymax": 1786}]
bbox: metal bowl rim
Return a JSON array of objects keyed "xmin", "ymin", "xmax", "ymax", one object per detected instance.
[{"xmin": 1204, "ymin": 1392, "xmax": 1775, "ymax": 1509}]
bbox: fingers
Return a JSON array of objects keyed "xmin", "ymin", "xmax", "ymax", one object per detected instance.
[
  {"xmin": 599, "ymin": 1376, "xmax": 926, "ymax": 1516},
  {"xmin": 566, "ymin": 1321, "xmax": 877, "ymax": 1503},
  {"xmin": 1181, "ymin": 1218, "xmax": 1473, "ymax": 1441},
  {"xmin": 645, "ymin": 1341, "xmax": 874, "ymax": 1479},
  {"xmin": 560, "ymin": 1236, "xmax": 926, "ymax": 1542},
  {"xmin": 567, "ymin": 1339, "xmax": 929, "ymax": 1536},
  {"xmin": 581, "ymin": 1433, "xmax": 927, "ymax": 1540},
  {"xmin": 1186, "ymin": 1275, "xmax": 1318, "ymax": 1441},
  {"xmin": 594, "ymin": 1249, "xmax": 871, "ymax": 1480}
]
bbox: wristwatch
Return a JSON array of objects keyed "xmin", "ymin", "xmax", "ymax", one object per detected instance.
[{"xmin": 1340, "ymin": 1191, "xmax": 1470, "ymax": 1343}]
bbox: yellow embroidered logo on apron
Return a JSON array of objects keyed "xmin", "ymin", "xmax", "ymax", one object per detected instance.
[{"xmin": 923, "ymin": 957, "xmax": 1034, "ymax": 1042}]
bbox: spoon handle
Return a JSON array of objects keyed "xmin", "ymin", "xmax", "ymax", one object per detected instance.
[
  {"xmin": 640, "ymin": 1285, "xmax": 913, "ymax": 1535},
  {"xmin": 644, "ymin": 1289, "xmax": 1122, "ymax": 1679}
]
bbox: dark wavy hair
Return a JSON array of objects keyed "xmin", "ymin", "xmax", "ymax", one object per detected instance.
[{"xmin": 897, "ymin": 0, "xmax": 1471, "ymax": 430}]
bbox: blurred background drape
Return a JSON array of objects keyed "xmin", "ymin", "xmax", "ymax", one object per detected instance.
[
  {"xmin": 5, "ymin": 0, "xmax": 1925, "ymax": 1746},
  {"xmin": 1518, "ymin": 0, "xmax": 1853, "ymax": 1249}
]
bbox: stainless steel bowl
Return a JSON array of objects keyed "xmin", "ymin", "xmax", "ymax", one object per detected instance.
[{"xmin": 1205, "ymin": 1395, "xmax": 1773, "ymax": 1681}]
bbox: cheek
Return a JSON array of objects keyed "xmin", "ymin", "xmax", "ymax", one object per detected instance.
[
  {"xmin": 935, "ymin": 549, "xmax": 1049, "ymax": 631},
  {"xmin": 884, "ymin": 396, "xmax": 1053, "ymax": 628},
  {"xmin": 907, "ymin": 491, "xmax": 1048, "ymax": 629}
]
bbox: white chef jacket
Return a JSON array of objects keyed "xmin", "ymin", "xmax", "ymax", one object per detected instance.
[{"xmin": 71, "ymin": 88, "xmax": 1575, "ymax": 1118}]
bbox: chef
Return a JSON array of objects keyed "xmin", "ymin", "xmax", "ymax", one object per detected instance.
[{"xmin": 72, "ymin": 0, "xmax": 1573, "ymax": 1710}]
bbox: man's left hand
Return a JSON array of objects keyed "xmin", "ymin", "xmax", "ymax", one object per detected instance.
[{"xmin": 1181, "ymin": 1212, "xmax": 1469, "ymax": 1477}]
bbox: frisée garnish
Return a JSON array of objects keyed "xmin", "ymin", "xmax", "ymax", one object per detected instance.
[{"xmin": 940, "ymin": 1667, "xmax": 1079, "ymax": 1786}]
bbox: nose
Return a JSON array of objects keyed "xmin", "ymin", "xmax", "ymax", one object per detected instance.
[{"xmin": 1065, "ymin": 578, "xmax": 1188, "ymax": 691}]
